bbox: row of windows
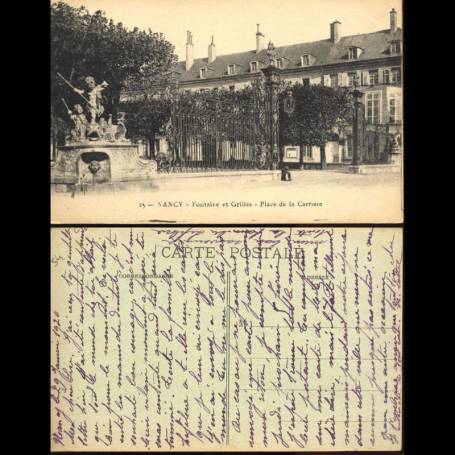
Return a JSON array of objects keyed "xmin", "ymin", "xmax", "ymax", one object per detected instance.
[
  {"xmin": 327, "ymin": 67, "xmax": 401, "ymax": 88},
  {"xmin": 201, "ymin": 65, "xmax": 401, "ymax": 90},
  {"xmin": 199, "ymin": 38, "xmax": 401, "ymax": 79},
  {"xmin": 202, "ymin": 59, "xmax": 284, "ymax": 78},
  {"xmin": 340, "ymin": 42, "xmax": 400, "ymax": 62},
  {"xmin": 201, "ymin": 45, "xmax": 401, "ymax": 78}
]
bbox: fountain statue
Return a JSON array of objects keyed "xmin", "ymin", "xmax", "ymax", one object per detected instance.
[{"xmin": 51, "ymin": 74, "xmax": 157, "ymax": 188}]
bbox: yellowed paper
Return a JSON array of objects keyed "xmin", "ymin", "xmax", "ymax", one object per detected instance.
[
  {"xmin": 51, "ymin": 0, "xmax": 403, "ymax": 225},
  {"xmin": 51, "ymin": 171, "xmax": 403, "ymax": 224},
  {"xmin": 51, "ymin": 227, "xmax": 402, "ymax": 451}
]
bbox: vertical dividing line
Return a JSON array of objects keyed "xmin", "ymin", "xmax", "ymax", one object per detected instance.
[{"xmin": 226, "ymin": 270, "xmax": 231, "ymax": 445}]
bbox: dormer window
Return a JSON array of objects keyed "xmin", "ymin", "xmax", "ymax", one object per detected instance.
[
  {"xmin": 348, "ymin": 47, "xmax": 362, "ymax": 60},
  {"xmin": 390, "ymin": 40, "xmax": 401, "ymax": 54},
  {"xmin": 200, "ymin": 67, "xmax": 208, "ymax": 79},
  {"xmin": 275, "ymin": 58, "xmax": 283, "ymax": 69},
  {"xmin": 301, "ymin": 54, "xmax": 311, "ymax": 66},
  {"xmin": 227, "ymin": 64, "xmax": 236, "ymax": 75},
  {"xmin": 250, "ymin": 61, "xmax": 259, "ymax": 73}
]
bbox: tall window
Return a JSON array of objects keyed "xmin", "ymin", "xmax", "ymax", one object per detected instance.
[
  {"xmin": 330, "ymin": 74, "xmax": 338, "ymax": 88},
  {"xmin": 227, "ymin": 64, "xmax": 236, "ymax": 75},
  {"xmin": 391, "ymin": 67, "xmax": 401, "ymax": 84},
  {"xmin": 347, "ymin": 72, "xmax": 356, "ymax": 87},
  {"xmin": 200, "ymin": 68, "xmax": 207, "ymax": 78},
  {"xmin": 369, "ymin": 70, "xmax": 379, "ymax": 85},
  {"xmin": 275, "ymin": 58, "xmax": 283, "ymax": 69},
  {"xmin": 301, "ymin": 55, "xmax": 310, "ymax": 66},
  {"xmin": 365, "ymin": 92, "xmax": 381, "ymax": 124},
  {"xmin": 383, "ymin": 69, "xmax": 390, "ymax": 84},
  {"xmin": 250, "ymin": 61, "xmax": 258, "ymax": 72},
  {"xmin": 389, "ymin": 93, "xmax": 402, "ymax": 123}
]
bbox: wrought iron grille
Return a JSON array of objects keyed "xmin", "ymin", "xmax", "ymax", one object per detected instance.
[{"xmin": 158, "ymin": 87, "xmax": 269, "ymax": 173}]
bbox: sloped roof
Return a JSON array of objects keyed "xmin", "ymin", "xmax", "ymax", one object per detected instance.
[{"xmin": 175, "ymin": 28, "xmax": 402, "ymax": 83}]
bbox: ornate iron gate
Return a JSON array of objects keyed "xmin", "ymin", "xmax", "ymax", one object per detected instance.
[
  {"xmin": 158, "ymin": 100, "xmax": 266, "ymax": 173},
  {"xmin": 172, "ymin": 110, "xmax": 256, "ymax": 171}
]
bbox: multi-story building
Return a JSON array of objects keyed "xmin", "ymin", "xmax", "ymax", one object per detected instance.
[
  {"xmin": 176, "ymin": 9, "xmax": 401, "ymax": 114},
  {"xmin": 170, "ymin": 8, "xmax": 402, "ymax": 167},
  {"xmin": 122, "ymin": 8, "xmax": 402, "ymax": 167}
]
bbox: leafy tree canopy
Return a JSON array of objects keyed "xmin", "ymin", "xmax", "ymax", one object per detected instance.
[
  {"xmin": 280, "ymin": 83, "xmax": 353, "ymax": 147},
  {"xmin": 51, "ymin": 0, "xmax": 177, "ymax": 134}
]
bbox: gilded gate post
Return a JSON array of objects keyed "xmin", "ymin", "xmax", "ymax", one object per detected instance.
[{"xmin": 261, "ymin": 41, "xmax": 281, "ymax": 170}]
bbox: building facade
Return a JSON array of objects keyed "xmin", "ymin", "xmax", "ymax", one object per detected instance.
[
  {"xmin": 170, "ymin": 8, "xmax": 402, "ymax": 167},
  {"xmin": 176, "ymin": 9, "xmax": 401, "ymax": 108},
  {"xmin": 120, "ymin": 9, "xmax": 402, "ymax": 168}
]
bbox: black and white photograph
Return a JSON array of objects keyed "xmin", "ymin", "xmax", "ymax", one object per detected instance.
[{"xmin": 50, "ymin": 0, "xmax": 403, "ymax": 223}]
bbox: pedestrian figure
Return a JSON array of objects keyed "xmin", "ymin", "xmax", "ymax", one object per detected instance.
[
  {"xmin": 80, "ymin": 174, "xmax": 88, "ymax": 195},
  {"xmin": 281, "ymin": 165, "xmax": 292, "ymax": 181}
]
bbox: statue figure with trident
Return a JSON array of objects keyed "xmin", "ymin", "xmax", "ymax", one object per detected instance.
[{"xmin": 57, "ymin": 73, "xmax": 108, "ymax": 128}]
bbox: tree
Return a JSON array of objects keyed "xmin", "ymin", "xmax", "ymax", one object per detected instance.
[
  {"xmin": 51, "ymin": 1, "xmax": 177, "ymax": 140},
  {"xmin": 280, "ymin": 83, "xmax": 353, "ymax": 169},
  {"xmin": 120, "ymin": 92, "xmax": 176, "ymax": 158}
]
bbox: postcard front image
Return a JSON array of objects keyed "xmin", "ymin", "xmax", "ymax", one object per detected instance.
[{"xmin": 50, "ymin": 0, "xmax": 403, "ymax": 224}]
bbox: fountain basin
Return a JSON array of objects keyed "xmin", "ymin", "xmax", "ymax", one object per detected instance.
[{"xmin": 51, "ymin": 142, "xmax": 157, "ymax": 185}]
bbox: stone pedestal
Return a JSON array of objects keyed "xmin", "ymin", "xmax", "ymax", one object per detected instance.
[
  {"xmin": 389, "ymin": 151, "xmax": 402, "ymax": 167},
  {"xmin": 51, "ymin": 141, "xmax": 157, "ymax": 186}
]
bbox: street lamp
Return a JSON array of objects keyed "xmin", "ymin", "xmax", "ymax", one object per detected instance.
[{"xmin": 283, "ymin": 88, "xmax": 295, "ymax": 115}]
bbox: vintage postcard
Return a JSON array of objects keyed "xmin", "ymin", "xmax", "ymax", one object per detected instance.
[
  {"xmin": 51, "ymin": 227, "xmax": 402, "ymax": 451},
  {"xmin": 50, "ymin": 0, "xmax": 403, "ymax": 224}
]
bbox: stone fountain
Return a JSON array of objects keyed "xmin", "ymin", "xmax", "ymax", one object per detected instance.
[{"xmin": 51, "ymin": 75, "xmax": 157, "ymax": 188}]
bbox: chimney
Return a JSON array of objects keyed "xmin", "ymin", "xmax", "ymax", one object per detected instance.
[
  {"xmin": 256, "ymin": 23, "xmax": 265, "ymax": 53},
  {"xmin": 390, "ymin": 8, "xmax": 397, "ymax": 33},
  {"xmin": 330, "ymin": 21, "xmax": 341, "ymax": 43},
  {"xmin": 208, "ymin": 36, "xmax": 216, "ymax": 64},
  {"xmin": 185, "ymin": 30, "xmax": 194, "ymax": 71}
]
